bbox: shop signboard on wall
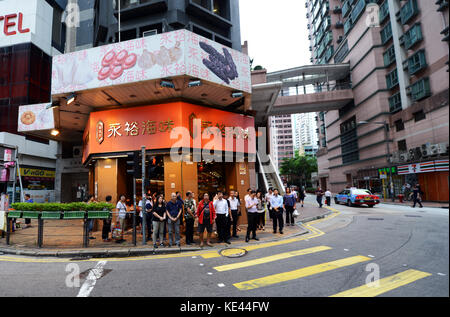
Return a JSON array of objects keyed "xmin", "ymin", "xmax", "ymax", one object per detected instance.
[
  {"xmin": 0, "ymin": 0, "xmax": 53, "ymax": 55},
  {"xmin": 51, "ymin": 29, "xmax": 251, "ymax": 95},
  {"xmin": 17, "ymin": 103, "xmax": 55, "ymax": 132},
  {"xmin": 397, "ymin": 160, "xmax": 449, "ymax": 175},
  {"xmin": 83, "ymin": 102, "xmax": 256, "ymax": 163}
]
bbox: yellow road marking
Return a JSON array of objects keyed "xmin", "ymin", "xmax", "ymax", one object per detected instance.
[
  {"xmin": 234, "ymin": 255, "xmax": 371, "ymax": 291},
  {"xmin": 214, "ymin": 246, "xmax": 332, "ymax": 272},
  {"xmin": 330, "ymin": 269, "xmax": 432, "ymax": 297}
]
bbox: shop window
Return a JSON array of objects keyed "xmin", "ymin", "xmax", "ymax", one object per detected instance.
[
  {"xmin": 402, "ymin": 23, "xmax": 423, "ymax": 50},
  {"xmin": 383, "ymin": 45, "xmax": 396, "ymax": 66},
  {"xmin": 413, "ymin": 110, "xmax": 426, "ymax": 122},
  {"xmin": 386, "ymin": 68, "xmax": 399, "ymax": 89},
  {"xmin": 400, "ymin": 0, "xmax": 419, "ymax": 25},
  {"xmin": 407, "ymin": 49, "xmax": 427, "ymax": 75},
  {"xmin": 380, "ymin": 23, "xmax": 392, "ymax": 45},
  {"xmin": 389, "ymin": 92, "xmax": 402, "ymax": 113},
  {"xmin": 395, "ymin": 119, "xmax": 405, "ymax": 132},
  {"xmin": 398, "ymin": 140, "xmax": 407, "ymax": 152},
  {"xmin": 410, "ymin": 77, "xmax": 431, "ymax": 101}
]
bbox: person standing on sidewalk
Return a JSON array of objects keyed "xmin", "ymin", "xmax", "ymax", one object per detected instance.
[
  {"xmin": 256, "ymin": 191, "xmax": 266, "ymax": 231},
  {"xmin": 325, "ymin": 189, "xmax": 332, "ymax": 206},
  {"xmin": 412, "ymin": 184, "xmax": 424, "ymax": 208},
  {"xmin": 24, "ymin": 194, "xmax": 33, "ymax": 228},
  {"xmin": 166, "ymin": 193, "xmax": 183, "ymax": 247},
  {"xmin": 315, "ymin": 187, "xmax": 324, "ymax": 208},
  {"xmin": 270, "ymin": 189, "xmax": 284, "ymax": 235},
  {"xmin": 298, "ymin": 187, "xmax": 306, "ymax": 208},
  {"xmin": 152, "ymin": 195, "xmax": 167, "ymax": 248},
  {"xmin": 245, "ymin": 190, "xmax": 260, "ymax": 242},
  {"xmin": 283, "ymin": 188, "xmax": 296, "ymax": 226},
  {"xmin": 102, "ymin": 195, "xmax": 113, "ymax": 242},
  {"xmin": 184, "ymin": 191, "xmax": 196, "ymax": 245},
  {"xmin": 214, "ymin": 191, "xmax": 231, "ymax": 244},
  {"xmin": 197, "ymin": 193, "xmax": 216, "ymax": 247},
  {"xmin": 265, "ymin": 188, "xmax": 274, "ymax": 219},
  {"xmin": 138, "ymin": 193, "xmax": 153, "ymax": 240},
  {"xmin": 116, "ymin": 195, "xmax": 128, "ymax": 243},
  {"xmin": 228, "ymin": 190, "xmax": 241, "ymax": 238}
]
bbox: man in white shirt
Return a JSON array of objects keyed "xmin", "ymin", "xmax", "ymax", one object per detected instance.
[
  {"xmin": 138, "ymin": 192, "xmax": 153, "ymax": 240},
  {"xmin": 325, "ymin": 190, "xmax": 332, "ymax": 206},
  {"xmin": 116, "ymin": 195, "xmax": 128, "ymax": 242},
  {"xmin": 213, "ymin": 191, "xmax": 230, "ymax": 244},
  {"xmin": 270, "ymin": 189, "xmax": 284, "ymax": 234},
  {"xmin": 245, "ymin": 190, "xmax": 260, "ymax": 242},
  {"xmin": 228, "ymin": 191, "xmax": 241, "ymax": 238}
]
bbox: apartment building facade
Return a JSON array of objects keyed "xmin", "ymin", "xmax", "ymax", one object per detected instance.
[
  {"xmin": 270, "ymin": 115, "xmax": 295, "ymax": 170},
  {"xmin": 307, "ymin": 0, "xmax": 449, "ymax": 202},
  {"xmin": 292, "ymin": 112, "xmax": 319, "ymax": 151}
]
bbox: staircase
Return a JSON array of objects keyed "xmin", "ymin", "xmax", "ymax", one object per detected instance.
[{"xmin": 257, "ymin": 152, "xmax": 285, "ymax": 195}]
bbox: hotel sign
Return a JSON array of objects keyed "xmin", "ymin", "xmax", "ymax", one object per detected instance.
[{"xmin": 51, "ymin": 29, "xmax": 252, "ymax": 95}]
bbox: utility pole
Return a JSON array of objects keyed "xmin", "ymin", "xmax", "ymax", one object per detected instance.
[{"xmin": 141, "ymin": 146, "xmax": 147, "ymax": 245}]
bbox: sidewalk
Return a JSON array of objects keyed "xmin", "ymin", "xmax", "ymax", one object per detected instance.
[
  {"xmin": 0, "ymin": 204, "xmax": 332, "ymax": 258},
  {"xmin": 379, "ymin": 200, "xmax": 449, "ymax": 209}
]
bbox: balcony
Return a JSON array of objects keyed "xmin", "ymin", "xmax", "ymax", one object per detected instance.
[{"xmin": 114, "ymin": 0, "xmax": 168, "ymax": 20}]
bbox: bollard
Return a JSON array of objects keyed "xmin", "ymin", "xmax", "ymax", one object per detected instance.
[
  {"xmin": 6, "ymin": 215, "xmax": 11, "ymax": 245},
  {"xmin": 37, "ymin": 214, "xmax": 44, "ymax": 248},
  {"xmin": 83, "ymin": 216, "xmax": 89, "ymax": 248}
]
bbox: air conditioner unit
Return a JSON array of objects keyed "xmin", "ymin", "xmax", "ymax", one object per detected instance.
[
  {"xmin": 421, "ymin": 143, "xmax": 431, "ymax": 157},
  {"xmin": 73, "ymin": 146, "xmax": 83, "ymax": 158},
  {"xmin": 409, "ymin": 149, "xmax": 416, "ymax": 161},
  {"xmin": 438, "ymin": 143, "xmax": 449, "ymax": 154},
  {"xmin": 399, "ymin": 152, "xmax": 409, "ymax": 162},
  {"xmin": 391, "ymin": 152, "xmax": 400, "ymax": 163},
  {"xmin": 336, "ymin": 21, "xmax": 344, "ymax": 28},
  {"xmin": 430, "ymin": 144, "xmax": 440, "ymax": 155},
  {"xmin": 415, "ymin": 147, "xmax": 423, "ymax": 159}
]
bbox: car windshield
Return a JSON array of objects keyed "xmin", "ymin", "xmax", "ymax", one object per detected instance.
[{"xmin": 352, "ymin": 189, "xmax": 372, "ymax": 195}]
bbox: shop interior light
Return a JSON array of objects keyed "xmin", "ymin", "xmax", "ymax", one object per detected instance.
[
  {"xmin": 160, "ymin": 80, "xmax": 175, "ymax": 89},
  {"xmin": 66, "ymin": 93, "xmax": 77, "ymax": 105},
  {"xmin": 50, "ymin": 129, "xmax": 60, "ymax": 136},
  {"xmin": 188, "ymin": 79, "xmax": 202, "ymax": 87},
  {"xmin": 231, "ymin": 91, "xmax": 244, "ymax": 98}
]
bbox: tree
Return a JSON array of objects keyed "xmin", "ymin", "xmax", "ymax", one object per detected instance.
[{"xmin": 279, "ymin": 150, "xmax": 318, "ymax": 187}]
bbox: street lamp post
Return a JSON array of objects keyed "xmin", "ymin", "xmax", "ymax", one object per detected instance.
[{"xmin": 359, "ymin": 121, "xmax": 395, "ymax": 202}]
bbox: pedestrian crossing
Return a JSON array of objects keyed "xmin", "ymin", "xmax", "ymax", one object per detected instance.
[{"xmin": 211, "ymin": 245, "xmax": 433, "ymax": 296}]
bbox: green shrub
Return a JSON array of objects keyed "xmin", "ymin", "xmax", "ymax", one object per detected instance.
[{"xmin": 10, "ymin": 202, "xmax": 115, "ymax": 212}]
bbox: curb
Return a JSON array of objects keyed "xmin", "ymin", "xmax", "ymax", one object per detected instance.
[{"xmin": 0, "ymin": 211, "xmax": 334, "ymax": 258}]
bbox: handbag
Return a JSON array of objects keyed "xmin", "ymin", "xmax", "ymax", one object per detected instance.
[{"xmin": 293, "ymin": 209, "xmax": 300, "ymax": 217}]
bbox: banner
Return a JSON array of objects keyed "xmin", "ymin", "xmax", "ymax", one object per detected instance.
[{"xmin": 17, "ymin": 103, "xmax": 55, "ymax": 132}]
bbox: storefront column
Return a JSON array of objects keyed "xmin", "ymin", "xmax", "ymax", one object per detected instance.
[
  {"xmin": 93, "ymin": 158, "xmax": 124, "ymax": 203},
  {"xmin": 54, "ymin": 142, "xmax": 63, "ymax": 202},
  {"xmin": 164, "ymin": 156, "xmax": 183, "ymax": 198}
]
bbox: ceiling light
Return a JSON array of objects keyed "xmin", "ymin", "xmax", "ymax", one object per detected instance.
[
  {"xmin": 188, "ymin": 79, "xmax": 202, "ymax": 87},
  {"xmin": 160, "ymin": 80, "xmax": 175, "ymax": 89},
  {"xmin": 46, "ymin": 101, "xmax": 59, "ymax": 110},
  {"xmin": 66, "ymin": 93, "xmax": 76, "ymax": 105},
  {"xmin": 51, "ymin": 129, "xmax": 60, "ymax": 136},
  {"xmin": 231, "ymin": 91, "xmax": 244, "ymax": 98}
]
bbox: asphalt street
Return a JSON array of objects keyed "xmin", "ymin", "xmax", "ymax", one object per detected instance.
[{"xmin": 0, "ymin": 195, "xmax": 448, "ymax": 298}]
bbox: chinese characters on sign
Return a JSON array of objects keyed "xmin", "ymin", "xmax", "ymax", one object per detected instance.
[{"xmin": 105, "ymin": 120, "xmax": 175, "ymax": 139}]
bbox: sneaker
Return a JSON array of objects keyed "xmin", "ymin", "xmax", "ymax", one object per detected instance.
[
  {"xmin": 280, "ymin": 231, "xmax": 284, "ymax": 235},
  {"xmin": 153, "ymin": 244, "xmax": 158, "ymax": 249},
  {"xmin": 252, "ymin": 237, "xmax": 260, "ymax": 241},
  {"xmin": 273, "ymin": 231, "xmax": 277, "ymax": 234},
  {"xmin": 245, "ymin": 237, "xmax": 250, "ymax": 243},
  {"xmin": 225, "ymin": 240, "xmax": 231, "ymax": 245},
  {"xmin": 160, "ymin": 243, "xmax": 165, "ymax": 247}
]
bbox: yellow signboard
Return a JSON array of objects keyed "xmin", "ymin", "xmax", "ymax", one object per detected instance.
[{"xmin": 18, "ymin": 168, "xmax": 55, "ymax": 179}]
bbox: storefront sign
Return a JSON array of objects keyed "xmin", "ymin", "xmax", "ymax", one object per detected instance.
[
  {"xmin": 51, "ymin": 29, "xmax": 252, "ymax": 95},
  {"xmin": 397, "ymin": 160, "xmax": 448, "ymax": 175},
  {"xmin": 3, "ymin": 148, "xmax": 12, "ymax": 162},
  {"xmin": 19, "ymin": 167, "xmax": 55, "ymax": 179},
  {"xmin": 17, "ymin": 103, "xmax": 55, "ymax": 132},
  {"xmin": 0, "ymin": 0, "xmax": 53, "ymax": 55},
  {"xmin": 0, "ymin": 168, "xmax": 9, "ymax": 182},
  {"xmin": 83, "ymin": 102, "xmax": 256, "ymax": 163}
]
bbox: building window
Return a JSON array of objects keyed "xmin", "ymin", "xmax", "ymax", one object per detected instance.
[
  {"xmin": 351, "ymin": 0, "xmax": 366, "ymax": 23},
  {"xmin": 407, "ymin": 49, "xmax": 427, "ymax": 75},
  {"xmin": 401, "ymin": 23, "xmax": 423, "ymax": 50},
  {"xmin": 380, "ymin": 23, "xmax": 393, "ymax": 45},
  {"xmin": 389, "ymin": 92, "xmax": 402, "ymax": 113},
  {"xmin": 398, "ymin": 140, "xmax": 407, "ymax": 152},
  {"xmin": 383, "ymin": 45, "xmax": 396, "ymax": 66},
  {"xmin": 413, "ymin": 110, "xmax": 426, "ymax": 122},
  {"xmin": 342, "ymin": 0, "xmax": 351, "ymax": 17},
  {"xmin": 379, "ymin": 1, "xmax": 390, "ymax": 23},
  {"xmin": 400, "ymin": 0, "xmax": 419, "ymax": 25},
  {"xmin": 410, "ymin": 77, "xmax": 431, "ymax": 101},
  {"xmin": 395, "ymin": 119, "xmax": 405, "ymax": 132},
  {"xmin": 340, "ymin": 116, "xmax": 359, "ymax": 164},
  {"xmin": 344, "ymin": 17, "xmax": 353, "ymax": 35},
  {"xmin": 386, "ymin": 68, "xmax": 399, "ymax": 89}
]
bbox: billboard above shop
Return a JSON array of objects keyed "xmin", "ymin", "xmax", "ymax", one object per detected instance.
[
  {"xmin": 82, "ymin": 102, "xmax": 256, "ymax": 163},
  {"xmin": 17, "ymin": 103, "xmax": 55, "ymax": 132},
  {"xmin": 51, "ymin": 29, "xmax": 252, "ymax": 96},
  {"xmin": 0, "ymin": 0, "xmax": 53, "ymax": 55}
]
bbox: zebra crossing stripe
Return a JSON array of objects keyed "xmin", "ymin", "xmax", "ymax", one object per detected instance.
[
  {"xmin": 214, "ymin": 246, "xmax": 332, "ymax": 272},
  {"xmin": 233, "ymin": 255, "xmax": 371, "ymax": 291},
  {"xmin": 330, "ymin": 269, "xmax": 432, "ymax": 297}
]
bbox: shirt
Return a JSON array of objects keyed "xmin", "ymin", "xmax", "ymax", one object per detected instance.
[
  {"xmin": 283, "ymin": 194, "xmax": 296, "ymax": 207},
  {"xmin": 265, "ymin": 193, "xmax": 273, "ymax": 203},
  {"xmin": 138, "ymin": 199, "xmax": 152, "ymax": 218},
  {"xmin": 166, "ymin": 200, "xmax": 183, "ymax": 218},
  {"xmin": 116, "ymin": 201, "xmax": 127, "ymax": 219},
  {"xmin": 152, "ymin": 204, "xmax": 166, "ymax": 222},
  {"xmin": 325, "ymin": 191, "xmax": 332, "ymax": 197},
  {"xmin": 184, "ymin": 199, "xmax": 196, "ymax": 220},
  {"xmin": 214, "ymin": 199, "xmax": 229, "ymax": 216},
  {"xmin": 246, "ymin": 197, "xmax": 259, "ymax": 213},
  {"xmin": 270, "ymin": 195, "xmax": 283, "ymax": 208},
  {"xmin": 25, "ymin": 199, "xmax": 34, "ymax": 204},
  {"xmin": 228, "ymin": 197, "xmax": 240, "ymax": 210}
]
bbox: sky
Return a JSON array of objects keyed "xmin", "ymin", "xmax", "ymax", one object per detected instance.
[{"xmin": 239, "ymin": 0, "xmax": 311, "ymax": 73}]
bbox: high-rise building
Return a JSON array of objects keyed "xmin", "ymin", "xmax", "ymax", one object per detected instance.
[
  {"xmin": 307, "ymin": 0, "xmax": 449, "ymax": 202},
  {"xmin": 292, "ymin": 112, "xmax": 318, "ymax": 151},
  {"xmin": 270, "ymin": 115, "xmax": 295, "ymax": 170}
]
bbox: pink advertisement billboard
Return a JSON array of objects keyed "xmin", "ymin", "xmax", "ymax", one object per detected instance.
[{"xmin": 51, "ymin": 30, "xmax": 251, "ymax": 95}]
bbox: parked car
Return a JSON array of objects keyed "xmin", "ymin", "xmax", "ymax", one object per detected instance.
[{"xmin": 335, "ymin": 188, "xmax": 380, "ymax": 207}]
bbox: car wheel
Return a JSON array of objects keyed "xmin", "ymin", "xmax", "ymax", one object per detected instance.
[
  {"xmin": 347, "ymin": 200, "xmax": 352, "ymax": 207},
  {"xmin": 368, "ymin": 205, "xmax": 375, "ymax": 208},
  {"xmin": 334, "ymin": 198, "xmax": 339, "ymax": 204}
]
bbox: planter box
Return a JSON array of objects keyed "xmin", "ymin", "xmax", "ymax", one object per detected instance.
[
  {"xmin": 87, "ymin": 211, "xmax": 111, "ymax": 219},
  {"xmin": 64, "ymin": 211, "xmax": 86, "ymax": 219},
  {"xmin": 7, "ymin": 211, "xmax": 22, "ymax": 218},
  {"xmin": 22, "ymin": 211, "xmax": 40, "ymax": 219},
  {"xmin": 41, "ymin": 212, "xmax": 62, "ymax": 220}
]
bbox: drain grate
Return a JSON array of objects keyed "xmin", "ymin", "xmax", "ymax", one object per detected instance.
[
  {"xmin": 368, "ymin": 218, "xmax": 384, "ymax": 221},
  {"xmin": 219, "ymin": 248, "xmax": 248, "ymax": 258}
]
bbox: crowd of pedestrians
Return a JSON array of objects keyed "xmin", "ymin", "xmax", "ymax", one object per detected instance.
[{"xmin": 96, "ymin": 186, "xmax": 308, "ymax": 247}]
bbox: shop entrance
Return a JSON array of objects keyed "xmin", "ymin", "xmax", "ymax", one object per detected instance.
[{"xmin": 198, "ymin": 162, "xmax": 227, "ymax": 197}]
